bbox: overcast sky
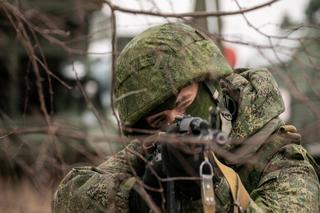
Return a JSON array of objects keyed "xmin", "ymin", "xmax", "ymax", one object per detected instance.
[
  {"xmin": 100, "ymin": 0, "xmax": 311, "ymax": 67},
  {"xmin": 221, "ymin": 0, "xmax": 310, "ymax": 67}
]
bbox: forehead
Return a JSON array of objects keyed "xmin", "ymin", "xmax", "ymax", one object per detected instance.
[{"xmin": 145, "ymin": 95, "xmax": 177, "ymax": 116}]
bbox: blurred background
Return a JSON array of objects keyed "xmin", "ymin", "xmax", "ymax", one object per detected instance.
[{"xmin": 0, "ymin": 0, "xmax": 319, "ymax": 212}]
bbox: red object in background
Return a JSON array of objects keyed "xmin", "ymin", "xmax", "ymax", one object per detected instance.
[{"xmin": 223, "ymin": 47, "xmax": 237, "ymax": 68}]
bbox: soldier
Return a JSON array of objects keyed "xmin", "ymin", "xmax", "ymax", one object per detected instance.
[{"xmin": 52, "ymin": 23, "xmax": 320, "ymax": 212}]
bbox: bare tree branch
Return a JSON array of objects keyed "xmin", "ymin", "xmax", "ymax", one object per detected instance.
[{"xmin": 103, "ymin": 0, "xmax": 280, "ymax": 18}]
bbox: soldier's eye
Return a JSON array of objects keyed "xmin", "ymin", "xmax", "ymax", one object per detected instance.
[
  {"xmin": 175, "ymin": 97, "xmax": 188, "ymax": 108},
  {"xmin": 146, "ymin": 112, "xmax": 169, "ymax": 129}
]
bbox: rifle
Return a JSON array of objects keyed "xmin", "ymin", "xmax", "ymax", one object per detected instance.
[{"xmin": 142, "ymin": 110, "xmax": 229, "ymax": 213}]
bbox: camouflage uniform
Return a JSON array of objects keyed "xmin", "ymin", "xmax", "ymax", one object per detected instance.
[{"xmin": 52, "ymin": 23, "xmax": 320, "ymax": 212}]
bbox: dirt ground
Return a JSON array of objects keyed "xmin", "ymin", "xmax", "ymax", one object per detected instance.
[{"xmin": 0, "ymin": 179, "xmax": 53, "ymax": 213}]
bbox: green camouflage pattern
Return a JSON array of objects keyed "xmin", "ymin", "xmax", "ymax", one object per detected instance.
[
  {"xmin": 224, "ymin": 68, "xmax": 285, "ymax": 140},
  {"xmin": 52, "ymin": 137, "xmax": 320, "ymax": 212},
  {"xmin": 53, "ymin": 67, "xmax": 319, "ymax": 212},
  {"xmin": 52, "ymin": 141, "xmax": 143, "ymax": 213},
  {"xmin": 115, "ymin": 23, "xmax": 232, "ymax": 126},
  {"xmin": 247, "ymin": 144, "xmax": 320, "ymax": 212}
]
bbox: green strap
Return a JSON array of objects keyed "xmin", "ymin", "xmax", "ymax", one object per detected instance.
[{"xmin": 204, "ymin": 80, "xmax": 232, "ymax": 136}]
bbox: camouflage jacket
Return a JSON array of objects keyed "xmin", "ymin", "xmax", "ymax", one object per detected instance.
[{"xmin": 52, "ymin": 69, "xmax": 320, "ymax": 212}]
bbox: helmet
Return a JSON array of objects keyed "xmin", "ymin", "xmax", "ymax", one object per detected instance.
[{"xmin": 115, "ymin": 23, "xmax": 233, "ymax": 126}]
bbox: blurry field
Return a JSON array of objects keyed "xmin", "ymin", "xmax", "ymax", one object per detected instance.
[
  {"xmin": 0, "ymin": 179, "xmax": 52, "ymax": 213},
  {"xmin": 0, "ymin": 116, "xmax": 122, "ymax": 213}
]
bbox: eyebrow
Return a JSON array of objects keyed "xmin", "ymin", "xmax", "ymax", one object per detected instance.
[{"xmin": 145, "ymin": 95, "xmax": 177, "ymax": 116}]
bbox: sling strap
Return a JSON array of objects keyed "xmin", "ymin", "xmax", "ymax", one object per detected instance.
[
  {"xmin": 200, "ymin": 156, "xmax": 216, "ymax": 213},
  {"xmin": 210, "ymin": 152, "xmax": 250, "ymax": 212},
  {"xmin": 203, "ymin": 124, "xmax": 302, "ymax": 212},
  {"xmin": 200, "ymin": 152, "xmax": 250, "ymax": 213}
]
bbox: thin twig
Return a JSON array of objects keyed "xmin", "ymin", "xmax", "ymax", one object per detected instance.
[
  {"xmin": 103, "ymin": 0, "xmax": 280, "ymax": 18},
  {"xmin": 109, "ymin": 9, "xmax": 123, "ymax": 135}
]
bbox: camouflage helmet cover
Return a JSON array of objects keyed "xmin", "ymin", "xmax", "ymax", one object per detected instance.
[{"xmin": 115, "ymin": 23, "xmax": 233, "ymax": 126}]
